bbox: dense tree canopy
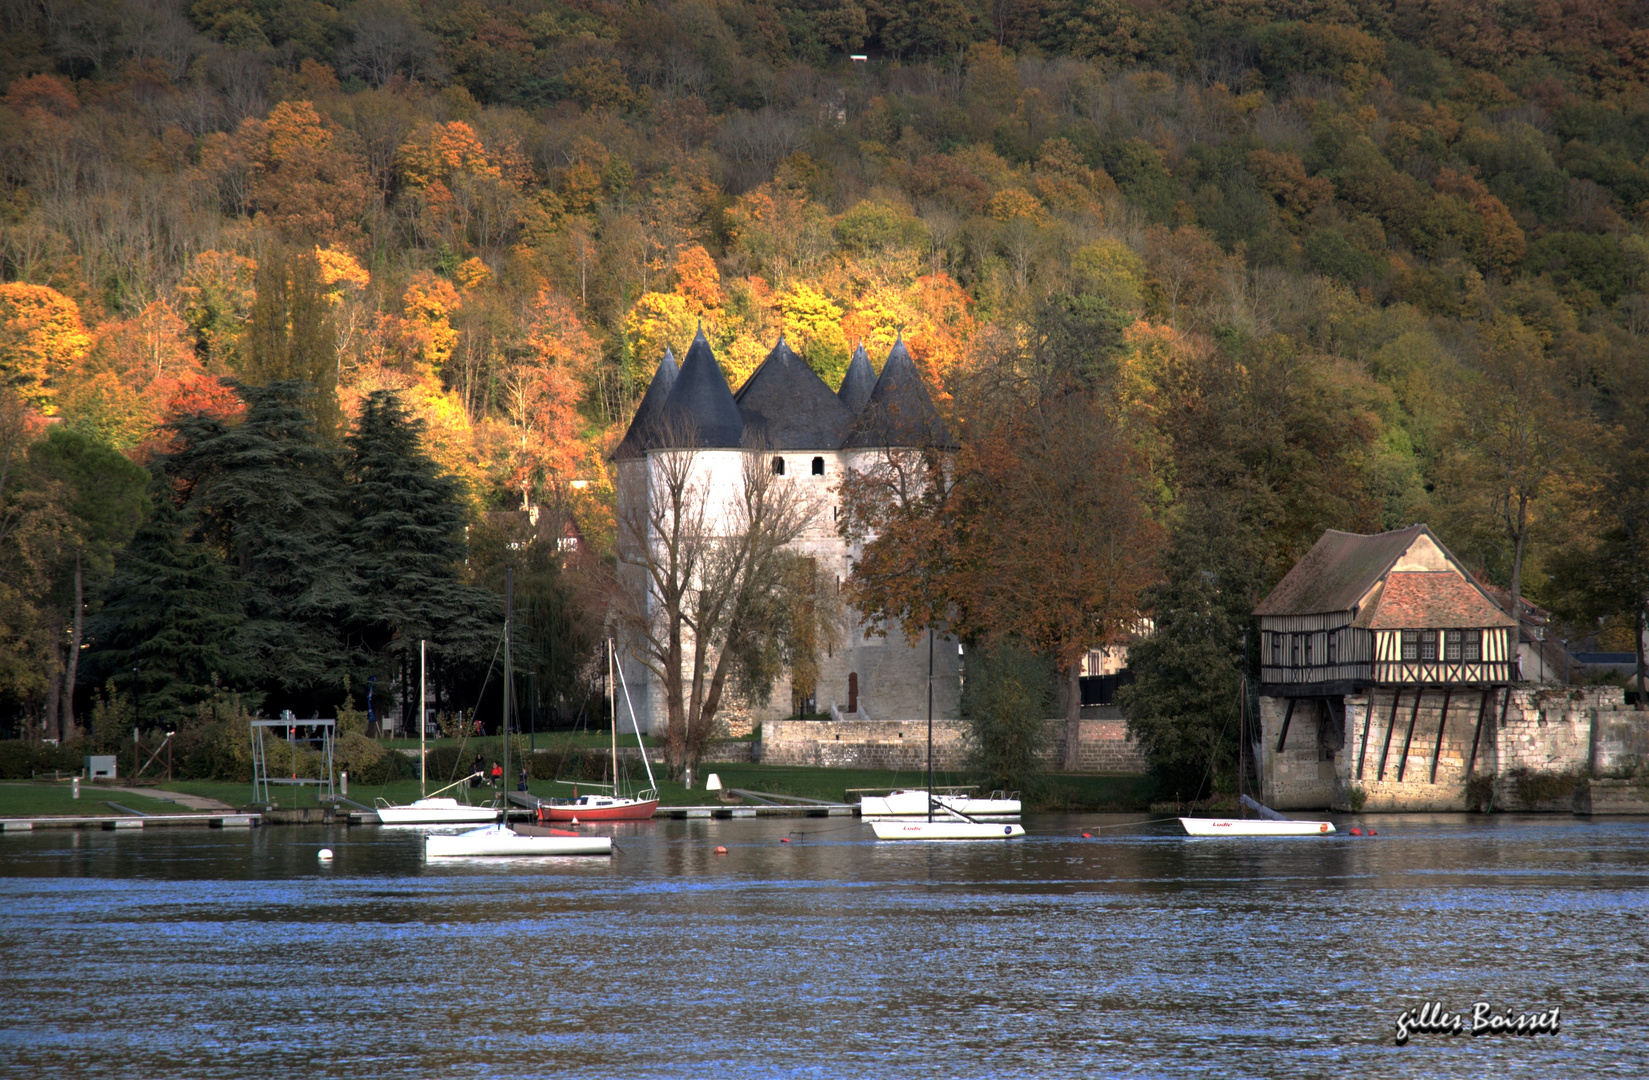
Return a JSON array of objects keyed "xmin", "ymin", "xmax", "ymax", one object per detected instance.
[{"xmin": 3, "ymin": 0, "xmax": 1647, "ymax": 739}]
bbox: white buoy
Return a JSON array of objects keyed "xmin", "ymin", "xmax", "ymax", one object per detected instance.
[
  {"xmin": 317, "ymin": 848, "xmax": 334, "ymax": 861},
  {"xmin": 705, "ymin": 773, "xmax": 722, "ymax": 792}
]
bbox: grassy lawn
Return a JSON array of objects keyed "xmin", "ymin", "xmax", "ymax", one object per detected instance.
[
  {"xmin": 123, "ymin": 769, "xmax": 1158, "ymax": 814},
  {"xmin": 0, "ymin": 782, "xmax": 196, "ymax": 818}
]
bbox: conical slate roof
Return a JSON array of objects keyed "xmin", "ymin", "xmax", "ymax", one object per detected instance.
[
  {"xmin": 657, "ymin": 327, "xmax": 745, "ymax": 448},
  {"xmin": 844, "ymin": 335, "xmax": 954, "ymax": 449},
  {"xmin": 613, "ymin": 348, "xmax": 678, "ymax": 459},
  {"xmin": 734, "ymin": 337, "xmax": 857, "ymax": 450},
  {"xmin": 838, "ymin": 343, "xmax": 876, "ymax": 414}
]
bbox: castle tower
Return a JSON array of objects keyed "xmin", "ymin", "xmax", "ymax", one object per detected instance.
[{"xmin": 614, "ymin": 333, "xmax": 960, "ymax": 735}]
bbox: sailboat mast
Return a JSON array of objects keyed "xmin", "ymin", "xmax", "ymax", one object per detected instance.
[
  {"xmin": 503, "ymin": 567, "xmax": 512, "ymax": 815},
  {"xmin": 419, "ymin": 639, "xmax": 427, "ymax": 799},
  {"xmin": 609, "ymin": 638, "xmax": 619, "ymax": 797},
  {"xmin": 927, "ymin": 627, "xmax": 934, "ymax": 824}
]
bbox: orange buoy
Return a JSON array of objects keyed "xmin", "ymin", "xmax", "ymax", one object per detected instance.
[
  {"xmin": 1368, "ymin": 828, "xmax": 1377, "ymax": 836},
  {"xmin": 1081, "ymin": 833, "xmax": 1091, "ymax": 839},
  {"xmin": 1349, "ymin": 827, "xmax": 1361, "ymax": 835},
  {"xmin": 780, "ymin": 837, "xmax": 790, "ymax": 843},
  {"xmin": 714, "ymin": 846, "xmax": 727, "ymax": 855}
]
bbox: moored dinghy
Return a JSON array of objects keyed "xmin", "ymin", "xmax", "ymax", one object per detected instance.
[
  {"xmin": 871, "ymin": 819, "xmax": 1025, "ymax": 840},
  {"xmin": 1180, "ymin": 795, "xmax": 1335, "ymax": 837},
  {"xmin": 425, "ymin": 822, "xmax": 612, "ymax": 857}
]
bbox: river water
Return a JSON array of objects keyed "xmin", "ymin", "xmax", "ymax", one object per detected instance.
[{"xmin": 1, "ymin": 813, "xmax": 1645, "ymax": 1079}]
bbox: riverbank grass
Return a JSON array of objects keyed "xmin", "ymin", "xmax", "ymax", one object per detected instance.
[{"xmin": 0, "ymin": 782, "xmax": 195, "ymax": 818}]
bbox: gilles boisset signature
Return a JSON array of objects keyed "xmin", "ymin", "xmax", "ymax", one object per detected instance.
[{"xmin": 1395, "ymin": 1001, "xmax": 1561, "ymax": 1045}]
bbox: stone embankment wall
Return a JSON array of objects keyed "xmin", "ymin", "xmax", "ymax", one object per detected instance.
[
  {"xmin": 760, "ymin": 716, "xmax": 1149, "ymax": 773},
  {"xmin": 1259, "ymin": 686, "xmax": 1648, "ymax": 812}
]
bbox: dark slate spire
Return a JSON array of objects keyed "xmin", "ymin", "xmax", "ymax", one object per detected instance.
[
  {"xmin": 657, "ymin": 325, "xmax": 745, "ymax": 448},
  {"xmin": 838, "ymin": 342, "xmax": 876, "ymax": 414},
  {"xmin": 844, "ymin": 333, "xmax": 955, "ymax": 449},
  {"xmin": 613, "ymin": 348, "xmax": 678, "ymax": 459},
  {"xmin": 734, "ymin": 336, "xmax": 857, "ymax": 450}
]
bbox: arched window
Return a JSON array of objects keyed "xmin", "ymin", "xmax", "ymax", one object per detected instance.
[
  {"xmin": 811, "ymin": 456, "xmax": 825, "ymax": 475},
  {"xmin": 772, "ymin": 456, "xmax": 785, "ymax": 475}
]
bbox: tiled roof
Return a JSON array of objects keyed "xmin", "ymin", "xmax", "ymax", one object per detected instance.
[
  {"xmin": 1355, "ymin": 572, "xmax": 1517, "ymax": 629},
  {"xmin": 657, "ymin": 327, "xmax": 745, "ymax": 449},
  {"xmin": 613, "ymin": 348, "xmax": 678, "ymax": 460},
  {"xmin": 843, "ymin": 335, "xmax": 955, "ymax": 449},
  {"xmin": 733, "ymin": 336, "xmax": 857, "ymax": 449},
  {"xmin": 1254, "ymin": 526, "xmax": 1427, "ymax": 616},
  {"xmin": 838, "ymin": 343, "xmax": 876, "ymax": 413}
]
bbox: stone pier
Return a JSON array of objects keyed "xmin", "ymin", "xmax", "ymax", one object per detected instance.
[{"xmin": 1259, "ymin": 686, "xmax": 1649, "ymax": 811}]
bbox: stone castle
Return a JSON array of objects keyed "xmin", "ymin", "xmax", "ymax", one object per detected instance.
[{"xmin": 612, "ymin": 328, "xmax": 960, "ymax": 736}]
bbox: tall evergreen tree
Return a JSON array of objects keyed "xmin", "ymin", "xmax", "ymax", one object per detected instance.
[
  {"xmin": 346, "ymin": 391, "xmax": 498, "ymax": 717},
  {"xmin": 1120, "ymin": 501, "xmax": 1269, "ymax": 800},
  {"xmin": 244, "ymin": 245, "xmax": 341, "ymax": 436},
  {"xmin": 169, "ymin": 381, "xmax": 357, "ymax": 713},
  {"xmin": 84, "ymin": 467, "xmax": 251, "ymax": 731}
]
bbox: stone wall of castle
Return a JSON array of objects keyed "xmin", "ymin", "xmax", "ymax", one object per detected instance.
[{"xmin": 760, "ymin": 716, "xmax": 1148, "ymax": 773}]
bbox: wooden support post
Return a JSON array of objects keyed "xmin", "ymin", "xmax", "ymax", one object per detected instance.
[
  {"xmin": 1429, "ymin": 688, "xmax": 1452, "ymax": 783},
  {"xmin": 1378, "ymin": 687, "xmax": 1403, "ymax": 780},
  {"xmin": 1396, "ymin": 687, "xmax": 1423, "ymax": 782},
  {"xmin": 1276, "ymin": 698, "xmax": 1296, "ymax": 753},
  {"xmin": 1498, "ymin": 685, "xmax": 1512, "ymax": 729},
  {"xmin": 1466, "ymin": 690, "xmax": 1489, "ymax": 776},
  {"xmin": 1356, "ymin": 692, "xmax": 1375, "ymax": 779}
]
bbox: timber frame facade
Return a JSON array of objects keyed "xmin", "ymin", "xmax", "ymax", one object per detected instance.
[{"xmin": 1256, "ymin": 525, "xmax": 1517, "ymax": 699}]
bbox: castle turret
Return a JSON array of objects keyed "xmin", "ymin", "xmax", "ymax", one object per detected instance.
[
  {"xmin": 613, "ymin": 347, "xmax": 678, "ymax": 459},
  {"xmin": 734, "ymin": 336, "xmax": 856, "ymax": 449},
  {"xmin": 843, "ymin": 334, "xmax": 954, "ymax": 449},
  {"xmin": 838, "ymin": 342, "xmax": 876, "ymax": 414},
  {"xmin": 657, "ymin": 326, "xmax": 745, "ymax": 448}
]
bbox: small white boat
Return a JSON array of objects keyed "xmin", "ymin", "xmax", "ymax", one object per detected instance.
[
  {"xmin": 871, "ymin": 820, "xmax": 1026, "ymax": 840},
  {"xmin": 425, "ymin": 823, "xmax": 613, "ymax": 857},
  {"xmin": 375, "ymin": 796, "xmax": 500, "ymax": 826},
  {"xmin": 1179, "ymin": 818, "xmax": 1334, "ymax": 836},
  {"xmin": 859, "ymin": 789, "xmax": 1021, "ymax": 821}
]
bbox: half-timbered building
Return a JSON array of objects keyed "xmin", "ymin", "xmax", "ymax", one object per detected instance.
[{"xmin": 1253, "ymin": 525, "xmax": 1519, "ymax": 809}]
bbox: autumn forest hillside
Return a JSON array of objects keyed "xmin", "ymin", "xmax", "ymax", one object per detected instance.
[{"xmin": 2, "ymin": 0, "xmax": 1647, "ymax": 759}]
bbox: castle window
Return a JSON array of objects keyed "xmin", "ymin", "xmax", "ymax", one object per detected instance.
[
  {"xmin": 1402, "ymin": 630, "xmax": 1418, "ymax": 660},
  {"xmin": 772, "ymin": 456, "xmax": 785, "ymax": 475},
  {"xmin": 1445, "ymin": 630, "xmax": 1462, "ymax": 661},
  {"xmin": 811, "ymin": 456, "xmax": 825, "ymax": 475},
  {"xmin": 1419, "ymin": 630, "xmax": 1437, "ymax": 661},
  {"xmin": 1463, "ymin": 630, "xmax": 1481, "ymax": 662}
]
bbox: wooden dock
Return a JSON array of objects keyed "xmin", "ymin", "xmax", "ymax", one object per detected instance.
[{"xmin": 0, "ymin": 813, "xmax": 259, "ymax": 831}]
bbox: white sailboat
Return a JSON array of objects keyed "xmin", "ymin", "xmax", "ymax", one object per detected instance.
[
  {"xmin": 870, "ymin": 630, "xmax": 1026, "ymax": 842},
  {"xmin": 424, "ymin": 570, "xmax": 613, "ymax": 858},
  {"xmin": 859, "ymin": 788, "xmax": 1021, "ymax": 821},
  {"xmin": 376, "ymin": 639, "xmax": 498, "ymax": 825},
  {"xmin": 1179, "ymin": 677, "xmax": 1334, "ymax": 838}
]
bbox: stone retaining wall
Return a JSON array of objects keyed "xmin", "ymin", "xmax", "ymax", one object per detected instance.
[
  {"xmin": 1258, "ymin": 686, "xmax": 1648, "ymax": 811},
  {"xmin": 759, "ymin": 717, "xmax": 1148, "ymax": 773}
]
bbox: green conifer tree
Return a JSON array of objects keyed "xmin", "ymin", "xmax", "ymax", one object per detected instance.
[
  {"xmin": 345, "ymin": 391, "xmax": 498, "ymax": 720},
  {"xmin": 84, "ymin": 467, "xmax": 252, "ymax": 730},
  {"xmin": 169, "ymin": 381, "xmax": 357, "ymax": 713},
  {"xmin": 1120, "ymin": 501, "xmax": 1268, "ymax": 800}
]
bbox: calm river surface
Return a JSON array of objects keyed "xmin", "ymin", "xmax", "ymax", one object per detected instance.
[{"xmin": 2, "ymin": 813, "xmax": 1646, "ymax": 1079}]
